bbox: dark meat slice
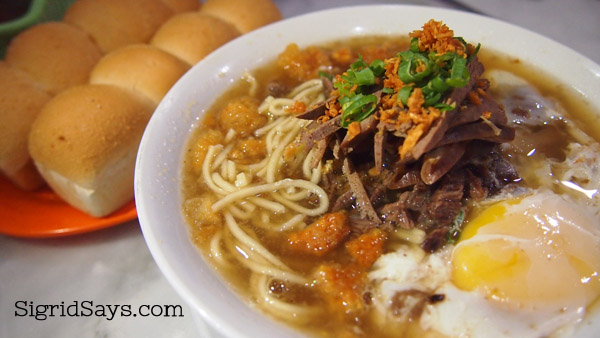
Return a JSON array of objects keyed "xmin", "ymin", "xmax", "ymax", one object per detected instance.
[
  {"xmin": 332, "ymin": 190, "xmax": 354, "ymax": 212},
  {"xmin": 342, "ymin": 157, "xmax": 382, "ymax": 225},
  {"xmin": 448, "ymin": 97, "xmax": 508, "ymax": 128},
  {"xmin": 373, "ymin": 127, "xmax": 386, "ymax": 174},
  {"xmin": 322, "ymin": 76, "xmax": 334, "ymax": 94},
  {"xmin": 340, "ymin": 114, "xmax": 378, "ymax": 149},
  {"xmin": 299, "ymin": 115, "xmax": 342, "ymax": 149},
  {"xmin": 420, "ymin": 170, "xmax": 465, "ymax": 228},
  {"xmin": 465, "ymin": 168, "xmax": 487, "ymax": 201},
  {"xmin": 265, "ymin": 80, "xmax": 289, "ymax": 97},
  {"xmin": 421, "ymin": 227, "xmax": 450, "ymax": 253},
  {"xmin": 348, "ymin": 216, "xmax": 385, "ymax": 236},
  {"xmin": 462, "ymin": 141, "xmax": 520, "ymax": 193},
  {"xmin": 404, "ymin": 58, "xmax": 485, "ymax": 161},
  {"xmin": 397, "ymin": 185, "xmax": 430, "ymax": 212},
  {"xmin": 368, "ymin": 179, "xmax": 389, "ymax": 207},
  {"xmin": 311, "ymin": 138, "xmax": 329, "ymax": 168},
  {"xmin": 296, "ymin": 101, "xmax": 327, "ymax": 120},
  {"xmin": 420, "ymin": 142, "xmax": 467, "ymax": 185},
  {"xmin": 387, "ymin": 165, "xmax": 421, "ymax": 190},
  {"xmin": 380, "ymin": 203, "xmax": 415, "ymax": 230},
  {"xmin": 437, "ymin": 121, "xmax": 515, "ymax": 147}
]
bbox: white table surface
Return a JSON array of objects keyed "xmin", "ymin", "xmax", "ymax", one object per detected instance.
[{"xmin": 1, "ymin": 1, "xmax": 599, "ymax": 337}]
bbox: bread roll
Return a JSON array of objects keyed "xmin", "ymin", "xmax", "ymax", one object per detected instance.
[
  {"xmin": 0, "ymin": 62, "xmax": 51, "ymax": 190},
  {"xmin": 200, "ymin": 0, "xmax": 282, "ymax": 34},
  {"xmin": 150, "ymin": 12, "xmax": 240, "ymax": 66},
  {"xmin": 28, "ymin": 84, "xmax": 154, "ymax": 217},
  {"xmin": 63, "ymin": 0, "xmax": 174, "ymax": 53},
  {"xmin": 4, "ymin": 22, "xmax": 102, "ymax": 95},
  {"xmin": 90, "ymin": 44, "xmax": 190, "ymax": 106},
  {"xmin": 159, "ymin": 0, "xmax": 200, "ymax": 13}
]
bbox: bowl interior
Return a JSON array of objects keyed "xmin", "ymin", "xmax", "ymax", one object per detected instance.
[{"xmin": 135, "ymin": 5, "xmax": 600, "ymax": 338}]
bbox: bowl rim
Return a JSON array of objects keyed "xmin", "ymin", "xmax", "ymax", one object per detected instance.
[{"xmin": 135, "ymin": 4, "xmax": 600, "ymax": 338}]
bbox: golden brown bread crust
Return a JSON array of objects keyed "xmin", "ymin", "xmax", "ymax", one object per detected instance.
[
  {"xmin": 5, "ymin": 22, "xmax": 102, "ymax": 95},
  {"xmin": 159, "ymin": 0, "xmax": 201, "ymax": 13},
  {"xmin": 90, "ymin": 44, "xmax": 190, "ymax": 106},
  {"xmin": 1, "ymin": 0, "xmax": 282, "ymax": 214},
  {"xmin": 28, "ymin": 84, "xmax": 154, "ymax": 185},
  {"xmin": 63, "ymin": 0, "xmax": 174, "ymax": 53},
  {"xmin": 150, "ymin": 12, "xmax": 240, "ymax": 66},
  {"xmin": 0, "ymin": 61, "xmax": 51, "ymax": 190},
  {"xmin": 201, "ymin": 0, "xmax": 282, "ymax": 34}
]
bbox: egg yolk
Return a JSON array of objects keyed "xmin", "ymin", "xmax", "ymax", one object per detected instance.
[{"xmin": 452, "ymin": 191, "xmax": 600, "ymax": 311}]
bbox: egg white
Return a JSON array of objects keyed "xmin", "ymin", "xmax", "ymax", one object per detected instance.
[{"xmin": 368, "ymin": 189, "xmax": 600, "ymax": 338}]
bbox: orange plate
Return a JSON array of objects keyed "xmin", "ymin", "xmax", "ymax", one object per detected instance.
[{"xmin": 0, "ymin": 175, "xmax": 137, "ymax": 238}]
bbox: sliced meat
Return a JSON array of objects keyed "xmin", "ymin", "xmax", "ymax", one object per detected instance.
[
  {"xmin": 332, "ymin": 190, "xmax": 354, "ymax": 212},
  {"xmin": 299, "ymin": 115, "xmax": 342, "ymax": 149},
  {"xmin": 437, "ymin": 121, "xmax": 515, "ymax": 147},
  {"xmin": 340, "ymin": 114, "xmax": 378, "ymax": 149},
  {"xmin": 373, "ymin": 127, "xmax": 386, "ymax": 174},
  {"xmin": 342, "ymin": 157, "xmax": 382, "ymax": 224},
  {"xmin": 380, "ymin": 202, "xmax": 415, "ymax": 230},
  {"xmin": 420, "ymin": 170, "xmax": 465, "ymax": 228},
  {"xmin": 420, "ymin": 142, "xmax": 467, "ymax": 185},
  {"xmin": 296, "ymin": 101, "xmax": 327, "ymax": 120},
  {"xmin": 462, "ymin": 142, "xmax": 520, "ymax": 194},
  {"xmin": 311, "ymin": 138, "xmax": 329, "ymax": 168},
  {"xmin": 448, "ymin": 97, "xmax": 508, "ymax": 128},
  {"xmin": 421, "ymin": 227, "xmax": 450, "ymax": 253},
  {"xmin": 387, "ymin": 165, "xmax": 421, "ymax": 190},
  {"xmin": 405, "ymin": 57, "xmax": 486, "ymax": 161}
]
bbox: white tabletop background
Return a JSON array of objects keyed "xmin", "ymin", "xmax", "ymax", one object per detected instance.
[{"xmin": 1, "ymin": 0, "xmax": 599, "ymax": 337}]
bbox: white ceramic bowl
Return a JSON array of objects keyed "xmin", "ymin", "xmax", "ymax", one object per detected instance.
[{"xmin": 135, "ymin": 5, "xmax": 600, "ymax": 338}]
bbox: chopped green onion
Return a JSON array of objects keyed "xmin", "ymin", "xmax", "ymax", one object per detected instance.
[
  {"xmin": 369, "ymin": 59, "xmax": 386, "ymax": 77},
  {"xmin": 434, "ymin": 102, "xmax": 456, "ymax": 111},
  {"xmin": 398, "ymin": 52, "xmax": 432, "ymax": 83},
  {"xmin": 341, "ymin": 94, "xmax": 378, "ymax": 127},
  {"xmin": 446, "ymin": 56, "xmax": 469, "ymax": 87},
  {"xmin": 467, "ymin": 43, "xmax": 481, "ymax": 62},
  {"xmin": 397, "ymin": 86, "xmax": 413, "ymax": 106},
  {"xmin": 350, "ymin": 56, "xmax": 368, "ymax": 71},
  {"xmin": 354, "ymin": 67, "xmax": 375, "ymax": 86},
  {"xmin": 410, "ymin": 37, "xmax": 420, "ymax": 53},
  {"xmin": 424, "ymin": 92, "xmax": 442, "ymax": 106},
  {"xmin": 430, "ymin": 73, "xmax": 450, "ymax": 92}
]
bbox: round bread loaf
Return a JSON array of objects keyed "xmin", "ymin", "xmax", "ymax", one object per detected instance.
[
  {"xmin": 5, "ymin": 22, "xmax": 102, "ymax": 95},
  {"xmin": 159, "ymin": 0, "xmax": 200, "ymax": 13},
  {"xmin": 150, "ymin": 12, "xmax": 240, "ymax": 66},
  {"xmin": 200, "ymin": 0, "xmax": 282, "ymax": 34},
  {"xmin": 28, "ymin": 84, "xmax": 155, "ymax": 217},
  {"xmin": 63, "ymin": 0, "xmax": 174, "ymax": 53},
  {"xmin": 0, "ymin": 62, "xmax": 51, "ymax": 190},
  {"xmin": 90, "ymin": 44, "xmax": 190, "ymax": 107}
]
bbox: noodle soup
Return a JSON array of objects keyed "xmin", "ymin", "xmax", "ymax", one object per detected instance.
[{"xmin": 181, "ymin": 21, "xmax": 600, "ymax": 338}]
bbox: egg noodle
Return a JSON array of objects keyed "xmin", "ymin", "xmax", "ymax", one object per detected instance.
[{"xmin": 201, "ymin": 77, "xmax": 328, "ymax": 321}]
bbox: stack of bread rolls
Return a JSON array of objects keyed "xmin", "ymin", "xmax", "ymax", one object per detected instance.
[{"xmin": 0, "ymin": 0, "xmax": 282, "ymax": 217}]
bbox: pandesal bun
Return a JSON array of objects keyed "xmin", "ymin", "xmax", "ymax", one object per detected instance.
[
  {"xmin": 90, "ymin": 44, "xmax": 190, "ymax": 106},
  {"xmin": 28, "ymin": 84, "xmax": 154, "ymax": 217},
  {"xmin": 201, "ymin": 0, "xmax": 282, "ymax": 34},
  {"xmin": 159, "ymin": 0, "xmax": 200, "ymax": 13},
  {"xmin": 64, "ymin": 0, "xmax": 174, "ymax": 53},
  {"xmin": 150, "ymin": 12, "xmax": 240, "ymax": 66},
  {"xmin": 5, "ymin": 22, "xmax": 102, "ymax": 95},
  {"xmin": 0, "ymin": 61, "xmax": 51, "ymax": 190}
]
